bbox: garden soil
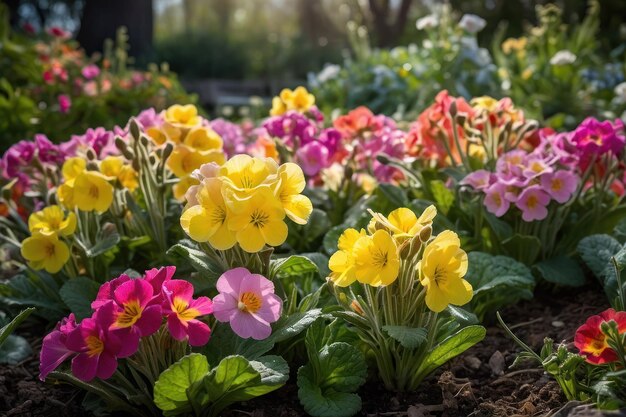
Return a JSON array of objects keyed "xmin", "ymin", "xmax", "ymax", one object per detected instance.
[{"xmin": 2, "ymin": 283, "xmax": 624, "ymax": 417}]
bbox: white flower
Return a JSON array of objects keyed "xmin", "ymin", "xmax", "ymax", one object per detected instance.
[
  {"xmin": 459, "ymin": 14, "xmax": 486, "ymax": 33},
  {"xmin": 317, "ymin": 64, "xmax": 341, "ymax": 83},
  {"xmin": 416, "ymin": 15, "xmax": 438, "ymax": 31},
  {"xmin": 549, "ymin": 50, "xmax": 577, "ymax": 66},
  {"xmin": 614, "ymin": 82, "xmax": 626, "ymax": 101}
]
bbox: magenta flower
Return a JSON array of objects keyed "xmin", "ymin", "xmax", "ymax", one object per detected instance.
[
  {"xmin": 92, "ymin": 274, "xmax": 131, "ymax": 310},
  {"xmin": 65, "ymin": 302, "xmax": 139, "ymax": 381},
  {"xmin": 58, "ymin": 95, "xmax": 71, "ymax": 113},
  {"xmin": 296, "ymin": 141, "xmax": 329, "ymax": 176},
  {"xmin": 162, "ymin": 280, "xmax": 213, "ymax": 346},
  {"xmin": 39, "ymin": 314, "xmax": 77, "ymax": 381},
  {"xmin": 571, "ymin": 117, "xmax": 625, "ymax": 157},
  {"xmin": 135, "ymin": 108, "xmax": 163, "ymax": 130},
  {"xmin": 484, "ymin": 182, "xmax": 510, "ymax": 217},
  {"xmin": 540, "ymin": 171, "xmax": 578, "ymax": 203},
  {"xmin": 81, "ymin": 64, "xmax": 101, "ymax": 80},
  {"xmin": 515, "ymin": 186, "xmax": 550, "ymax": 222},
  {"xmin": 144, "ymin": 266, "xmax": 176, "ymax": 303},
  {"xmin": 212, "ymin": 268, "xmax": 282, "ymax": 340},
  {"xmin": 109, "ymin": 278, "xmax": 162, "ymax": 337}
]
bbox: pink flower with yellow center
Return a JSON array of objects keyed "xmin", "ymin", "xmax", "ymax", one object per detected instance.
[
  {"xmin": 162, "ymin": 280, "xmax": 213, "ymax": 346},
  {"xmin": 65, "ymin": 302, "xmax": 139, "ymax": 381},
  {"xmin": 540, "ymin": 171, "xmax": 578, "ymax": 203},
  {"xmin": 484, "ymin": 182, "xmax": 510, "ymax": 217},
  {"xmin": 212, "ymin": 267, "xmax": 282, "ymax": 340},
  {"xmin": 574, "ymin": 308, "xmax": 626, "ymax": 365},
  {"xmin": 515, "ymin": 186, "xmax": 550, "ymax": 222},
  {"xmin": 109, "ymin": 279, "xmax": 162, "ymax": 337}
]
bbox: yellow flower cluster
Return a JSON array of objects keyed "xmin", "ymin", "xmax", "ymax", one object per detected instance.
[
  {"xmin": 180, "ymin": 155, "xmax": 313, "ymax": 253},
  {"xmin": 270, "ymin": 86, "xmax": 315, "ymax": 116},
  {"xmin": 58, "ymin": 157, "xmax": 115, "ymax": 213},
  {"xmin": 20, "ymin": 205, "xmax": 75, "ymax": 273},
  {"xmin": 329, "ymin": 205, "xmax": 473, "ymax": 312},
  {"xmin": 145, "ymin": 104, "xmax": 226, "ymax": 200}
]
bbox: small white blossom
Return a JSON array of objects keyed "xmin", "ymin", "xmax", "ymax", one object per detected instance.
[
  {"xmin": 549, "ymin": 50, "xmax": 577, "ymax": 66},
  {"xmin": 459, "ymin": 14, "xmax": 486, "ymax": 33},
  {"xmin": 317, "ymin": 64, "xmax": 341, "ymax": 83},
  {"xmin": 614, "ymin": 82, "xmax": 626, "ymax": 102},
  {"xmin": 416, "ymin": 14, "xmax": 438, "ymax": 31}
]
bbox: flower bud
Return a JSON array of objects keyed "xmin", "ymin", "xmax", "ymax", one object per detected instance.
[
  {"xmin": 351, "ymin": 300, "xmax": 365, "ymax": 316},
  {"xmin": 86, "ymin": 148, "xmax": 97, "ymax": 161},
  {"xmin": 116, "ymin": 137, "xmax": 134, "ymax": 160},
  {"xmin": 419, "ymin": 225, "xmax": 432, "ymax": 243},
  {"xmin": 408, "ymin": 235, "xmax": 422, "ymax": 259},
  {"xmin": 129, "ymin": 119, "xmax": 141, "ymax": 139},
  {"xmin": 162, "ymin": 142, "xmax": 174, "ymax": 162},
  {"xmin": 399, "ymin": 241, "xmax": 411, "ymax": 259},
  {"xmin": 449, "ymin": 101, "xmax": 458, "ymax": 117}
]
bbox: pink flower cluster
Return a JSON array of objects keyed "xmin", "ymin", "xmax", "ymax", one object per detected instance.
[
  {"xmin": 39, "ymin": 266, "xmax": 212, "ymax": 382},
  {"xmin": 462, "ymin": 148, "xmax": 579, "ymax": 222},
  {"xmin": 1, "ymin": 135, "xmax": 67, "ymax": 189},
  {"xmin": 570, "ymin": 117, "xmax": 625, "ymax": 170}
]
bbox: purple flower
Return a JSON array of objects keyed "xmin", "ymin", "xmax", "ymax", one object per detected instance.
[
  {"xmin": 211, "ymin": 118, "xmax": 247, "ymax": 156},
  {"xmin": 58, "ymin": 95, "xmax": 71, "ymax": 113},
  {"xmin": 161, "ymin": 280, "xmax": 213, "ymax": 346},
  {"xmin": 515, "ymin": 186, "xmax": 550, "ymax": 222},
  {"xmin": 109, "ymin": 279, "xmax": 162, "ymax": 337},
  {"xmin": 296, "ymin": 141, "xmax": 329, "ymax": 176},
  {"xmin": 81, "ymin": 64, "xmax": 101, "ymax": 80},
  {"xmin": 460, "ymin": 169, "xmax": 493, "ymax": 190},
  {"xmin": 39, "ymin": 314, "xmax": 77, "ymax": 381},
  {"xmin": 571, "ymin": 117, "xmax": 626, "ymax": 157},
  {"xmin": 2, "ymin": 140, "xmax": 36, "ymax": 179},
  {"xmin": 134, "ymin": 108, "xmax": 163, "ymax": 130},
  {"xmin": 212, "ymin": 268, "xmax": 282, "ymax": 340},
  {"xmin": 484, "ymin": 182, "xmax": 510, "ymax": 217},
  {"xmin": 540, "ymin": 171, "xmax": 578, "ymax": 203},
  {"xmin": 63, "ymin": 127, "xmax": 117, "ymax": 158}
]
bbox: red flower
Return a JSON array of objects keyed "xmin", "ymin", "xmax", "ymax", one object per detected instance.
[
  {"xmin": 333, "ymin": 106, "xmax": 384, "ymax": 138},
  {"xmin": 574, "ymin": 308, "xmax": 626, "ymax": 365}
]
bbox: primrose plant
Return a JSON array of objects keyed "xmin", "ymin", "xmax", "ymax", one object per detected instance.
[{"xmin": 328, "ymin": 205, "xmax": 486, "ymax": 391}]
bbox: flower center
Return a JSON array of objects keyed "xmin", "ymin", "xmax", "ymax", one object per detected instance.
[
  {"xmin": 551, "ymin": 178, "xmax": 562, "ymax": 191},
  {"xmin": 238, "ymin": 292, "xmax": 262, "ymax": 313},
  {"xmin": 250, "ymin": 209, "xmax": 269, "ymax": 228},
  {"xmin": 492, "ymin": 192, "xmax": 502, "ymax": 207},
  {"xmin": 44, "ymin": 242, "xmax": 56, "ymax": 257},
  {"xmin": 173, "ymin": 297, "xmax": 199, "ymax": 321},
  {"xmin": 372, "ymin": 249, "xmax": 389, "ymax": 269},
  {"xmin": 526, "ymin": 195, "xmax": 538, "ymax": 209},
  {"xmin": 211, "ymin": 205, "xmax": 227, "ymax": 225},
  {"xmin": 588, "ymin": 335, "xmax": 608, "ymax": 356},
  {"xmin": 115, "ymin": 299, "xmax": 142, "ymax": 328},
  {"xmin": 88, "ymin": 184, "xmax": 99, "ymax": 199},
  {"xmin": 433, "ymin": 265, "xmax": 446, "ymax": 287},
  {"xmin": 85, "ymin": 335, "xmax": 104, "ymax": 357}
]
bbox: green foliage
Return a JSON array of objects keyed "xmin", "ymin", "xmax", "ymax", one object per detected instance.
[
  {"xmin": 297, "ymin": 319, "xmax": 367, "ymax": 417},
  {"xmin": 154, "ymin": 353, "xmax": 288, "ymax": 417},
  {"xmin": 167, "ymin": 240, "xmax": 225, "ymax": 292},
  {"xmin": 382, "ymin": 325, "xmax": 427, "ymax": 349},
  {"xmin": 59, "ymin": 277, "xmax": 100, "ymax": 320},
  {"xmin": 0, "ymin": 308, "xmax": 35, "ymax": 365},
  {"xmin": 465, "ymin": 252, "xmax": 535, "ymax": 320},
  {"xmin": 534, "ymin": 256, "xmax": 586, "ymax": 287}
]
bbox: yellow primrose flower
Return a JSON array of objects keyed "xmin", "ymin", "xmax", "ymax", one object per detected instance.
[
  {"xmin": 146, "ymin": 126, "xmax": 168, "ymax": 145},
  {"xmin": 368, "ymin": 206, "xmax": 437, "ymax": 242},
  {"xmin": 20, "ymin": 232, "xmax": 70, "ymax": 273},
  {"xmin": 357, "ymin": 174, "xmax": 377, "ymax": 195},
  {"xmin": 328, "ymin": 228, "xmax": 366, "ymax": 287},
  {"xmin": 173, "ymin": 176, "xmax": 199, "ymax": 202},
  {"xmin": 167, "ymin": 145, "xmax": 226, "ymax": 178},
  {"xmin": 180, "ymin": 178, "xmax": 237, "ymax": 250},
  {"xmin": 280, "ymin": 86, "xmax": 315, "ymax": 113},
  {"xmin": 353, "ymin": 230, "xmax": 400, "ymax": 287},
  {"xmin": 100, "ymin": 156, "xmax": 139, "ymax": 191},
  {"xmin": 419, "ymin": 230, "xmax": 472, "ymax": 313},
  {"xmin": 162, "ymin": 123, "xmax": 183, "ymax": 144},
  {"xmin": 227, "ymin": 187, "xmax": 287, "ymax": 253},
  {"xmin": 57, "ymin": 182, "xmax": 76, "ymax": 209},
  {"xmin": 164, "ymin": 104, "xmax": 201, "ymax": 128},
  {"xmin": 502, "ymin": 37, "xmax": 527, "ymax": 54},
  {"xmin": 272, "ymin": 163, "xmax": 312, "ymax": 225},
  {"xmin": 28, "ymin": 205, "xmax": 76, "ymax": 236},
  {"xmin": 219, "ymin": 154, "xmax": 278, "ymax": 196},
  {"xmin": 183, "ymin": 127, "xmax": 223, "ymax": 152},
  {"xmin": 270, "ymin": 96, "xmax": 287, "ymax": 116},
  {"xmin": 471, "ymin": 96, "xmax": 498, "ymax": 112},
  {"xmin": 62, "ymin": 157, "xmax": 86, "ymax": 180},
  {"xmin": 521, "ymin": 67, "xmax": 534, "ymax": 80},
  {"xmin": 73, "ymin": 171, "xmax": 114, "ymax": 213}
]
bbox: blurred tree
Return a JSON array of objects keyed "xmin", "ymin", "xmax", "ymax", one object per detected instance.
[
  {"xmin": 77, "ymin": 0, "xmax": 153, "ymax": 57},
  {"xmin": 366, "ymin": 0, "xmax": 414, "ymax": 47}
]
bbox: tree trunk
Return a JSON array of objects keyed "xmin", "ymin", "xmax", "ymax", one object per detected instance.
[
  {"xmin": 367, "ymin": 0, "xmax": 413, "ymax": 47},
  {"xmin": 76, "ymin": 0, "xmax": 153, "ymax": 58}
]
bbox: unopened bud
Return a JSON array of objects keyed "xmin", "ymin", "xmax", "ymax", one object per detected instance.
[
  {"xmin": 140, "ymin": 135, "xmax": 150, "ymax": 148},
  {"xmin": 129, "ymin": 119, "xmax": 141, "ymax": 139},
  {"xmin": 87, "ymin": 161, "xmax": 99, "ymax": 171},
  {"xmin": 86, "ymin": 148, "xmax": 97, "ymax": 161},
  {"xmin": 449, "ymin": 101, "xmax": 458, "ymax": 117},
  {"xmin": 116, "ymin": 137, "xmax": 134, "ymax": 160},
  {"xmin": 376, "ymin": 154, "xmax": 391, "ymax": 165},
  {"xmin": 419, "ymin": 225, "xmax": 432, "ymax": 243},
  {"xmin": 162, "ymin": 142, "xmax": 174, "ymax": 162},
  {"xmin": 350, "ymin": 300, "xmax": 365, "ymax": 316},
  {"xmin": 408, "ymin": 235, "xmax": 422, "ymax": 259},
  {"xmin": 399, "ymin": 241, "xmax": 411, "ymax": 259}
]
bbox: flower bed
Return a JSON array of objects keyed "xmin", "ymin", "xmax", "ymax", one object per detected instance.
[{"xmin": 1, "ymin": 86, "xmax": 625, "ymax": 415}]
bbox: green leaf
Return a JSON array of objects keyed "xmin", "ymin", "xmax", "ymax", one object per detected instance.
[
  {"xmin": 417, "ymin": 325, "xmax": 486, "ymax": 380},
  {"xmin": 249, "ymin": 355, "xmax": 289, "ymax": 386},
  {"xmin": 297, "ymin": 342, "xmax": 367, "ymax": 417},
  {"xmin": 382, "ymin": 325, "xmax": 427, "ymax": 349},
  {"xmin": 0, "ymin": 334, "xmax": 32, "ymax": 364},
  {"xmin": 293, "ymin": 209, "xmax": 331, "ymax": 244},
  {"xmin": 502, "ymin": 234, "xmax": 541, "ymax": 265},
  {"xmin": 59, "ymin": 277, "xmax": 100, "ymax": 320},
  {"xmin": 202, "ymin": 324, "xmax": 275, "ymax": 362},
  {"xmin": 204, "ymin": 355, "xmax": 286, "ymax": 417},
  {"xmin": 270, "ymin": 309, "xmax": 323, "ymax": 344},
  {"xmin": 270, "ymin": 255, "xmax": 319, "ymax": 281},
  {"xmin": 0, "ymin": 307, "xmax": 34, "ymax": 346},
  {"xmin": 323, "ymin": 226, "xmax": 344, "ymax": 255},
  {"xmin": 0, "ymin": 272, "xmax": 66, "ymax": 318},
  {"xmin": 301, "ymin": 252, "xmax": 331, "ymax": 280},
  {"xmin": 377, "ymin": 183, "xmax": 408, "ymax": 208},
  {"xmin": 430, "ymin": 180, "xmax": 455, "ymax": 215},
  {"xmin": 153, "ymin": 353, "xmax": 209, "ymax": 414},
  {"xmin": 85, "ymin": 223, "xmax": 120, "ymax": 257},
  {"xmin": 484, "ymin": 212, "xmax": 513, "ymax": 242},
  {"xmin": 167, "ymin": 240, "xmax": 224, "ymax": 290},
  {"xmin": 534, "ymin": 256, "xmax": 586, "ymax": 286},
  {"xmin": 577, "ymin": 235, "xmax": 622, "ymax": 279},
  {"xmin": 465, "ymin": 252, "xmax": 535, "ymax": 320}
]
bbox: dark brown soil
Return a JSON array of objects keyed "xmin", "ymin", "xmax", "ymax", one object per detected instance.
[{"xmin": 1, "ymin": 283, "xmax": 619, "ymax": 417}]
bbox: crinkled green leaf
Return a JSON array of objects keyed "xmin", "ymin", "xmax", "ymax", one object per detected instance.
[
  {"xmin": 85, "ymin": 223, "xmax": 120, "ymax": 257},
  {"xmin": 577, "ymin": 235, "xmax": 622, "ymax": 279},
  {"xmin": 202, "ymin": 324, "xmax": 275, "ymax": 362},
  {"xmin": 166, "ymin": 240, "xmax": 224, "ymax": 291},
  {"xmin": 0, "ymin": 307, "xmax": 34, "ymax": 346},
  {"xmin": 0, "ymin": 334, "xmax": 32, "ymax": 364},
  {"xmin": 382, "ymin": 325, "xmax": 427, "ymax": 349},
  {"xmin": 270, "ymin": 255, "xmax": 319, "ymax": 281},
  {"xmin": 154, "ymin": 353, "xmax": 209, "ymax": 415},
  {"xmin": 59, "ymin": 277, "xmax": 100, "ymax": 320},
  {"xmin": 323, "ymin": 226, "xmax": 344, "ymax": 255},
  {"xmin": 298, "ymin": 367, "xmax": 362, "ymax": 417},
  {"xmin": 270, "ymin": 308, "xmax": 323, "ymax": 344},
  {"xmin": 377, "ymin": 183, "xmax": 409, "ymax": 208},
  {"xmin": 534, "ymin": 256, "xmax": 586, "ymax": 287}
]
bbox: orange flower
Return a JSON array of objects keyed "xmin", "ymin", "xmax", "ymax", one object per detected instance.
[
  {"xmin": 333, "ymin": 106, "xmax": 383, "ymax": 138},
  {"xmin": 574, "ymin": 308, "xmax": 626, "ymax": 365}
]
